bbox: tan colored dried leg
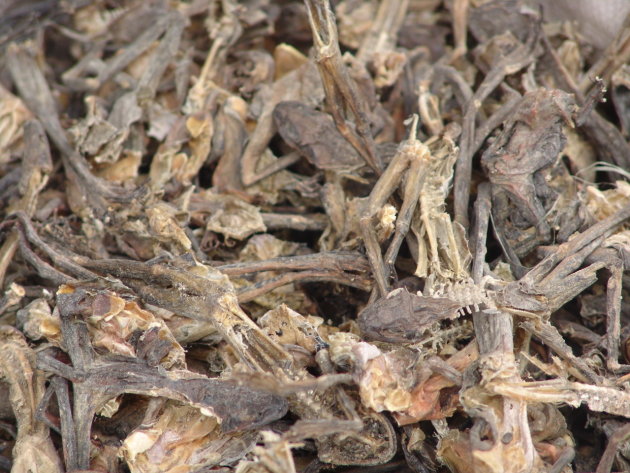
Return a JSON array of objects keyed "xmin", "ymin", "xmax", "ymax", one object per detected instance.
[
  {"xmin": 382, "ymin": 155, "xmax": 426, "ymax": 269},
  {"xmin": 428, "ymin": 213, "xmax": 466, "ymax": 280},
  {"xmin": 304, "ymin": 0, "xmax": 381, "ymax": 173},
  {"xmin": 360, "ymin": 155, "xmax": 415, "ymax": 295},
  {"xmin": 421, "ymin": 213, "xmax": 443, "ymax": 279},
  {"xmin": 361, "ymin": 118, "xmax": 430, "ymax": 295}
]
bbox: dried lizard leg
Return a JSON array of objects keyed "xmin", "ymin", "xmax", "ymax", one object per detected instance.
[
  {"xmin": 361, "ymin": 117, "xmax": 430, "ymax": 295},
  {"xmin": 304, "ymin": 0, "xmax": 381, "ymax": 173},
  {"xmin": 356, "ymin": 0, "xmax": 409, "ymax": 88},
  {"xmin": 81, "ymin": 258, "xmax": 293, "ymax": 372},
  {"xmin": 10, "ymin": 212, "xmax": 97, "ymax": 281}
]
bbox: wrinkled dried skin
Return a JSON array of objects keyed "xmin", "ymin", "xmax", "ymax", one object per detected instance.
[
  {"xmin": 69, "ymin": 93, "xmax": 142, "ymax": 166},
  {"xmin": 147, "ymin": 108, "xmax": 213, "ymax": 189},
  {"xmin": 19, "ymin": 298, "xmax": 60, "ymax": 343},
  {"xmin": 37, "ymin": 282, "xmax": 289, "ymax": 470},
  {"xmin": 481, "ymin": 89, "xmax": 579, "ymax": 252},
  {"xmin": 353, "ymin": 343, "xmax": 415, "ymax": 413},
  {"xmin": 330, "ymin": 333, "xmax": 477, "ymax": 424},
  {"xmin": 358, "ymin": 287, "xmax": 462, "ymax": 343},
  {"xmin": 259, "ymin": 304, "xmax": 326, "ymax": 354},
  {"xmin": 189, "ymin": 190, "xmax": 267, "ymax": 241},
  {"xmin": 395, "ymin": 340, "xmax": 478, "ymax": 424},
  {"xmin": 257, "ymin": 309, "xmax": 397, "ymax": 466},
  {"xmin": 79, "ymin": 258, "xmax": 396, "ymax": 465},
  {"xmin": 76, "ymin": 285, "xmax": 186, "ymax": 368},
  {"xmin": 26, "ymin": 283, "xmax": 187, "ymax": 370},
  {"xmin": 122, "ymin": 402, "xmax": 259, "ymax": 473},
  {"xmin": 273, "ymin": 101, "xmax": 363, "ymax": 172},
  {"xmin": 105, "ymin": 197, "xmax": 193, "ymax": 260}
]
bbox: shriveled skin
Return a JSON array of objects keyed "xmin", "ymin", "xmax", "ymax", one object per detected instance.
[
  {"xmin": 481, "ymin": 89, "xmax": 579, "ymax": 246},
  {"xmin": 358, "ymin": 288, "xmax": 462, "ymax": 343},
  {"xmin": 273, "ymin": 100, "xmax": 364, "ymax": 171},
  {"xmin": 52, "ymin": 287, "xmax": 289, "ymax": 433}
]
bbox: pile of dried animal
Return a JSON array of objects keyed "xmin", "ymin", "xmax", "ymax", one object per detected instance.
[{"xmin": 1, "ymin": 1, "xmax": 630, "ymax": 472}]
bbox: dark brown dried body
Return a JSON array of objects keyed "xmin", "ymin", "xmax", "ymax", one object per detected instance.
[
  {"xmin": 481, "ymin": 89, "xmax": 583, "ymax": 255},
  {"xmin": 358, "ymin": 288, "xmax": 462, "ymax": 343}
]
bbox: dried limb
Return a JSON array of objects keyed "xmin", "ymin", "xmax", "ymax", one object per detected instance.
[
  {"xmin": 304, "ymin": 0, "xmax": 382, "ymax": 173},
  {"xmin": 521, "ymin": 321, "xmax": 603, "ymax": 385},
  {"xmin": 218, "ymin": 251, "xmax": 369, "ymax": 276},
  {"xmin": 356, "ymin": 0, "xmax": 409, "ymax": 88},
  {"xmin": 360, "ymin": 116, "xmax": 430, "ymax": 295},
  {"xmin": 492, "ymin": 380, "xmax": 630, "ymax": 419},
  {"xmin": 11, "ymin": 212, "xmax": 97, "ymax": 281},
  {"xmin": 356, "ymin": 0, "xmax": 408, "ymax": 62},
  {"xmin": 36, "ymin": 284, "xmax": 288, "ymax": 470},
  {"xmin": 433, "ymin": 64, "xmax": 474, "ymax": 110}
]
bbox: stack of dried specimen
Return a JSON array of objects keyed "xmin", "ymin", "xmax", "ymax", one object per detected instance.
[{"xmin": 1, "ymin": 0, "xmax": 630, "ymax": 472}]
